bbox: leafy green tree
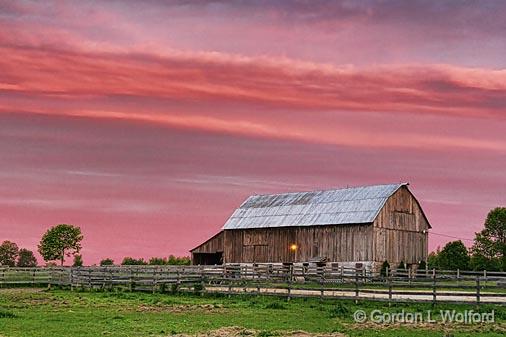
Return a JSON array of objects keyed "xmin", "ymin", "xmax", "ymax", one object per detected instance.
[
  {"xmin": 437, "ymin": 240, "xmax": 470, "ymax": 270},
  {"xmin": 418, "ymin": 260, "xmax": 427, "ymax": 271},
  {"xmin": 427, "ymin": 249, "xmax": 440, "ymax": 269},
  {"xmin": 72, "ymin": 254, "xmax": 83, "ymax": 267},
  {"xmin": 470, "ymin": 253, "xmax": 501, "ymax": 271},
  {"xmin": 0, "ymin": 241, "xmax": 19, "ymax": 267},
  {"xmin": 100, "ymin": 258, "xmax": 114, "ymax": 266},
  {"xmin": 121, "ymin": 257, "xmax": 147, "ymax": 265},
  {"xmin": 38, "ymin": 224, "xmax": 83, "ymax": 266},
  {"xmin": 471, "ymin": 207, "xmax": 506, "ymax": 271},
  {"xmin": 17, "ymin": 248, "xmax": 37, "ymax": 267}
]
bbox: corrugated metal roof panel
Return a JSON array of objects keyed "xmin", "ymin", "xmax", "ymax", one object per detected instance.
[{"xmin": 223, "ymin": 183, "xmax": 406, "ymax": 230}]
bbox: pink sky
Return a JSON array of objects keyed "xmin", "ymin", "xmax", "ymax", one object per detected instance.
[{"xmin": 1, "ymin": 1, "xmax": 505, "ymax": 265}]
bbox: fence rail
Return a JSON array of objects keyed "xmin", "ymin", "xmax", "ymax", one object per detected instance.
[{"xmin": 1, "ymin": 265, "xmax": 505, "ymax": 305}]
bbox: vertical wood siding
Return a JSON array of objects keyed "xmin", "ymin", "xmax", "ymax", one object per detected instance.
[
  {"xmin": 194, "ymin": 185, "xmax": 429, "ymax": 265},
  {"xmin": 223, "ymin": 224, "xmax": 373, "ymax": 263},
  {"xmin": 373, "ymin": 186, "xmax": 429, "ymax": 264}
]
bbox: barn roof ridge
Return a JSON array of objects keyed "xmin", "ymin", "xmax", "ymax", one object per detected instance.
[{"xmin": 244, "ymin": 182, "xmax": 409, "ymax": 200}]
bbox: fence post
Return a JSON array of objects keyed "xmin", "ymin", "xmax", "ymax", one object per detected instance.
[
  {"xmin": 129, "ymin": 269, "xmax": 133, "ymax": 292},
  {"xmin": 152, "ymin": 267, "xmax": 157, "ymax": 294},
  {"xmin": 432, "ymin": 272, "xmax": 437, "ymax": 306},
  {"xmin": 70, "ymin": 268, "xmax": 74, "ymax": 291},
  {"xmin": 456, "ymin": 269, "xmax": 460, "ymax": 287},
  {"xmin": 476, "ymin": 276, "xmax": 481, "ymax": 307},
  {"xmin": 287, "ymin": 265, "xmax": 292, "ymax": 301},
  {"xmin": 483, "ymin": 270, "xmax": 487, "ymax": 288},
  {"xmin": 355, "ymin": 270, "xmax": 359, "ymax": 304},
  {"xmin": 388, "ymin": 273, "xmax": 392, "ymax": 307}
]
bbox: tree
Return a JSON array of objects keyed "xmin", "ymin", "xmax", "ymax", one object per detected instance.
[
  {"xmin": 427, "ymin": 249, "xmax": 440, "ymax": 269},
  {"xmin": 38, "ymin": 224, "xmax": 83, "ymax": 266},
  {"xmin": 149, "ymin": 257, "xmax": 168, "ymax": 265},
  {"xmin": 418, "ymin": 260, "xmax": 427, "ymax": 271},
  {"xmin": 72, "ymin": 254, "xmax": 83, "ymax": 267},
  {"xmin": 0, "ymin": 241, "xmax": 19, "ymax": 267},
  {"xmin": 100, "ymin": 258, "xmax": 114, "ymax": 266},
  {"xmin": 437, "ymin": 240, "xmax": 470, "ymax": 270},
  {"xmin": 17, "ymin": 248, "xmax": 37, "ymax": 267},
  {"xmin": 471, "ymin": 207, "xmax": 506, "ymax": 271},
  {"xmin": 121, "ymin": 257, "xmax": 147, "ymax": 265},
  {"xmin": 167, "ymin": 255, "xmax": 191, "ymax": 265}
]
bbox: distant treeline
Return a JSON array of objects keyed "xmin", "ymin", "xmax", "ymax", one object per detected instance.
[{"xmin": 100, "ymin": 256, "xmax": 191, "ymax": 266}]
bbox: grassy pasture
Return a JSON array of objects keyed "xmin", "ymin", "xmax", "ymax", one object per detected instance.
[{"xmin": 0, "ymin": 288, "xmax": 504, "ymax": 337}]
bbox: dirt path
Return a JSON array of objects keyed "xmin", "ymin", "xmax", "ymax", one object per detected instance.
[{"xmin": 206, "ymin": 286, "xmax": 506, "ymax": 304}]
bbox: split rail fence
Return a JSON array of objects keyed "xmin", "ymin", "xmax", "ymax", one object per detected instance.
[{"xmin": 1, "ymin": 265, "xmax": 505, "ymax": 305}]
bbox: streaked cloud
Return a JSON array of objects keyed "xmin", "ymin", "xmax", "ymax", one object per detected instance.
[{"xmin": 0, "ymin": 0, "xmax": 505, "ymax": 263}]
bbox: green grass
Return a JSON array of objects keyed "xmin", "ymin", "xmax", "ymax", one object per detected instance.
[{"xmin": 0, "ymin": 288, "xmax": 504, "ymax": 337}]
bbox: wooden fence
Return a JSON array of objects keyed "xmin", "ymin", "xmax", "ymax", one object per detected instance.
[{"xmin": 1, "ymin": 265, "xmax": 505, "ymax": 305}]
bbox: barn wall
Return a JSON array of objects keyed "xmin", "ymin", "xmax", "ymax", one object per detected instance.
[
  {"xmin": 223, "ymin": 224, "xmax": 373, "ymax": 263},
  {"xmin": 191, "ymin": 231, "xmax": 224, "ymax": 254},
  {"xmin": 373, "ymin": 186, "xmax": 429, "ymax": 265}
]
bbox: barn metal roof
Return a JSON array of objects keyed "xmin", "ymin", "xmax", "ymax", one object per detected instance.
[{"xmin": 222, "ymin": 183, "xmax": 408, "ymax": 230}]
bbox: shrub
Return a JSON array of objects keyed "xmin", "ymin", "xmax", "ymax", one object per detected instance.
[
  {"xmin": 73, "ymin": 254, "xmax": 83, "ymax": 267},
  {"xmin": 380, "ymin": 261, "xmax": 390, "ymax": 277},
  {"xmin": 193, "ymin": 283, "xmax": 204, "ymax": 294},
  {"xmin": 149, "ymin": 257, "xmax": 168, "ymax": 265},
  {"xmin": 100, "ymin": 258, "xmax": 114, "ymax": 266},
  {"xmin": 121, "ymin": 257, "xmax": 147, "ymax": 265},
  {"xmin": 167, "ymin": 255, "xmax": 191, "ymax": 265}
]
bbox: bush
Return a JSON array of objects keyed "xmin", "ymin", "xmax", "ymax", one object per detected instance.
[
  {"xmin": 193, "ymin": 283, "xmax": 204, "ymax": 294},
  {"xmin": 380, "ymin": 261, "xmax": 390, "ymax": 277},
  {"xmin": 100, "ymin": 258, "xmax": 114, "ymax": 266},
  {"xmin": 149, "ymin": 257, "xmax": 168, "ymax": 265},
  {"xmin": 398, "ymin": 261, "xmax": 406, "ymax": 270},
  {"xmin": 73, "ymin": 254, "xmax": 83, "ymax": 267},
  {"xmin": 418, "ymin": 260, "xmax": 427, "ymax": 271},
  {"xmin": 121, "ymin": 257, "xmax": 147, "ymax": 265},
  {"xmin": 167, "ymin": 255, "xmax": 191, "ymax": 265}
]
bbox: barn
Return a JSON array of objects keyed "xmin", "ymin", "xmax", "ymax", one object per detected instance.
[{"xmin": 191, "ymin": 183, "xmax": 430, "ymax": 270}]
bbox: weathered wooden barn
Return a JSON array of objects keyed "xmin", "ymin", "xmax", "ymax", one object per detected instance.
[{"xmin": 191, "ymin": 183, "xmax": 430, "ymax": 269}]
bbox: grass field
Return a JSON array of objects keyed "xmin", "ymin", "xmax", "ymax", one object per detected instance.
[{"xmin": 0, "ymin": 288, "xmax": 505, "ymax": 337}]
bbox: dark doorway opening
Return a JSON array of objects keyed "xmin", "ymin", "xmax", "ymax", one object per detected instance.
[{"xmin": 192, "ymin": 252, "xmax": 223, "ymax": 265}]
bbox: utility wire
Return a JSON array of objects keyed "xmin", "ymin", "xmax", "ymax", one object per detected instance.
[{"xmin": 429, "ymin": 231, "xmax": 474, "ymax": 242}]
